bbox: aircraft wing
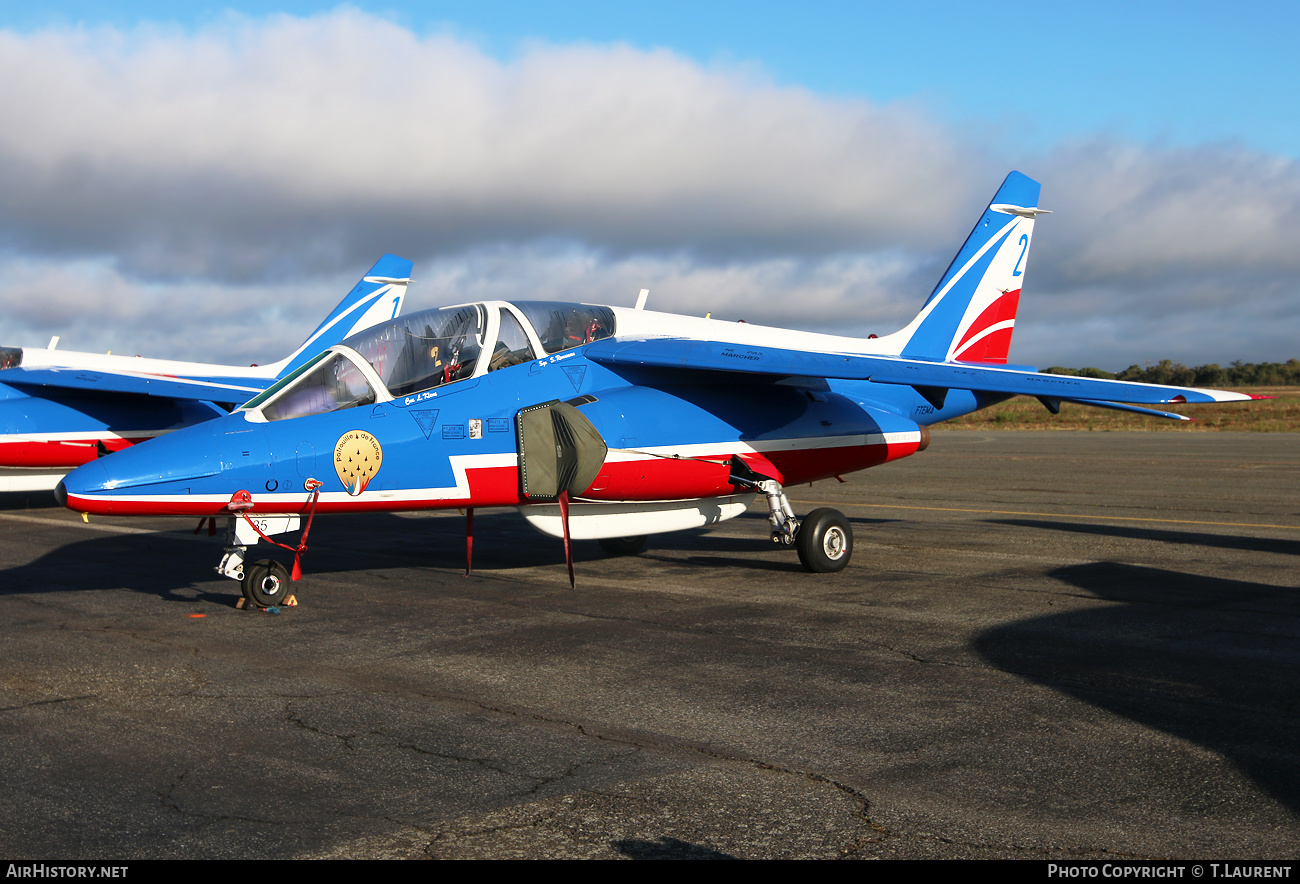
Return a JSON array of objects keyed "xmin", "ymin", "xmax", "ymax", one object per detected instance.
[
  {"xmin": 0, "ymin": 367, "xmax": 265, "ymax": 402},
  {"xmin": 585, "ymin": 337, "xmax": 1258, "ymax": 418}
]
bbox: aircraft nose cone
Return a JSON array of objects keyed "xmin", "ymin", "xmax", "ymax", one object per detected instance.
[
  {"xmin": 61, "ymin": 424, "xmax": 225, "ymax": 516},
  {"xmin": 59, "ymin": 458, "xmax": 113, "ymax": 512}
]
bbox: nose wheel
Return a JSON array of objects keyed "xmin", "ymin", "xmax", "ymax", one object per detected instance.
[{"xmin": 242, "ymin": 559, "xmax": 291, "ymax": 608}]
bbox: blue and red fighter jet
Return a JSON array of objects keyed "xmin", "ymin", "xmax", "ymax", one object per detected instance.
[{"xmin": 57, "ymin": 173, "xmax": 1260, "ymax": 606}]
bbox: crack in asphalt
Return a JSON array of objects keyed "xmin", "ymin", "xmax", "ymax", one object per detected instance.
[
  {"xmin": 283, "ymin": 704, "xmax": 373, "ymax": 752},
  {"xmin": 270, "ymin": 681, "xmax": 891, "ymax": 858},
  {"xmin": 435, "ymin": 698, "xmax": 888, "ymax": 857},
  {"xmin": 0, "ymin": 694, "xmax": 96, "ymax": 713},
  {"xmin": 396, "ymin": 739, "xmax": 547, "ymax": 783},
  {"xmin": 155, "ymin": 766, "xmax": 281, "ymax": 829}
]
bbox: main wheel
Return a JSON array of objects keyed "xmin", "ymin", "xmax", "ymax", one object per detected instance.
[
  {"xmin": 241, "ymin": 559, "xmax": 291, "ymax": 607},
  {"xmin": 598, "ymin": 535, "xmax": 648, "ymax": 556},
  {"xmin": 796, "ymin": 508, "xmax": 852, "ymax": 573}
]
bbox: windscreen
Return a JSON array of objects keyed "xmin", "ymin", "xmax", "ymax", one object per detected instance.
[
  {"xmin": 343, "ymin": 305, "xmax": 485, "ymax": 396},
  {"xmin": 260, "ymin": 353, "xmax": 376, "ymax": 421},
  {"xmin": 242, "ymin": 350, "xmax": 330, "ymax": 411}
]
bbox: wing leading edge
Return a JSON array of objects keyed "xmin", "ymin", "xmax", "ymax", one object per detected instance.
[
  {"xmin": 584, "ymin": 337, "xmax": 1258, "ymax": 420},
  {"xmin": 0, "ymin": 368, "xmax": 265, "ymax": 402}
]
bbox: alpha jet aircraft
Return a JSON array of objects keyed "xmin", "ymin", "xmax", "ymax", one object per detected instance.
[
  {"xmin": 57, "ymin": 173, "xmax": 1257, "ymax": 606},
  {"xmin": 0, "ymin": 255, "xmax": 411, "ymax": 492}
]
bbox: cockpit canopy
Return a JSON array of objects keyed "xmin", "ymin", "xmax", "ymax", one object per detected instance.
[
  {"xmin": 244, "ymin": 301, "xmax": 615, "ymax": 422},
  {"xmin": 349, "ymin": 304, "xmax": 486, "ymax": 397},
  {"xmin": 513, "ymin": 302, "xmax": 615, "ymax": 355}
]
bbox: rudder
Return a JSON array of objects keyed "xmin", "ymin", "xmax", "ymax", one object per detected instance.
[{"xmin": 898, "ymin": 172, "xmax": 1045, "ymax": 365}]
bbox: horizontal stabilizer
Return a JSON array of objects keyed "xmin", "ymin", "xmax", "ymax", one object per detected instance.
[{"xmin": 0, "ymin": 367, "xmax": 264, "ymax": 402}]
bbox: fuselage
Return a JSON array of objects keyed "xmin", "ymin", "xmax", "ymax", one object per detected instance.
[
  {"xmin": 0, "ymin": 349, "xmax": 269, "ymax": 489},
  {"xmin": 58, "ymin": 300, "xmax": 988, "ymax": 518}
]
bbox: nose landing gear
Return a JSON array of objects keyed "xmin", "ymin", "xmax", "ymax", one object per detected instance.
[{"xmin": 215, "ymin": 482, "xmax": 321, "ymax": 610}]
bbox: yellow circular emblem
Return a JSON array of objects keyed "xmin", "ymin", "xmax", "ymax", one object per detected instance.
[{"xmin": 334, "ymin": 430, "xmax": 383, "ymax": 496}]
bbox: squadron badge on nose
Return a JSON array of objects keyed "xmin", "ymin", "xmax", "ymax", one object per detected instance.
[{"xmin": 334, "ymin": 430, "xmax": 383, "ymax": 496}]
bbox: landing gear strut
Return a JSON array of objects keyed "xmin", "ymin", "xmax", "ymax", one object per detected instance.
[
  {"xmin": 216, "ymin": 513, "xmax": 301, "ymax": 582},
  {"xmin": 216, "ymin": 514, "xmax": 302, "ymax": 609},
  {"xmin": 213, "ymin": 483, "xmax": 321, "ymax": 608},
  {"xmin": 728, "ymin": 456, "xmax": 853, "ymax": 573}
]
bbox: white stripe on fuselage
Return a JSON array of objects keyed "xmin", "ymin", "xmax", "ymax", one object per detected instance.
[
  {"xmin": 71, "ymin": 431, "xmax": 920, "ymax": 508},
  {"xmin": 605, "ymin": 431, "xmax": 916, "ymax": 461},
  {"xmin": 0, "ymin": 429, "xmax": 164, "ymax": 444}
]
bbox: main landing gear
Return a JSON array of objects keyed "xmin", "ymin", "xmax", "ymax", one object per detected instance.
[{"xmin": 727, "ymin": 456, "xmax": 853, "ymax": 573}]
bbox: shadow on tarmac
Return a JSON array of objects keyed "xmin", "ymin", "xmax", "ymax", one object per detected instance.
[
  {"xmin": 988, "ymin": 517, "xmax": 1300, "ymax": 558},
  {"xmin": 975, "ymin": 561, "xmax": 1300, "ymax": 812},
  {"xmin": 0, "ymin": 508, "xmax": 821, "ymax": 601}
]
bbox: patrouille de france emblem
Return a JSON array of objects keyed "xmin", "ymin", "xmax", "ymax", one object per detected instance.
[{"xmin": 334, "ymin": 430, "xmax": 383, "ymax": 496}]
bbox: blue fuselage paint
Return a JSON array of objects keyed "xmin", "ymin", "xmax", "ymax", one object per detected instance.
[{"xmin": 59, "ymin": 344, "xmax": 985, "ymax": 514}]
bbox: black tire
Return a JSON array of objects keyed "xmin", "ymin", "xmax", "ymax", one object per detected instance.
[
  {"xmin": 241, "ymin": 559, "xmax": 291, "ymax": 607},
  {"xmin": 598, "ymin": 535, "xmax": 648, "ymax": 556},
  {"xmin": 796, "ymin": 508, "xmax": 852, "ymax": 573}
]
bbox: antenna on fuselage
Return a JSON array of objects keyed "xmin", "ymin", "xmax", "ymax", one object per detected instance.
[{"xmin": 634, "ymin": 289, "xmax": 650, "ymax": 310}]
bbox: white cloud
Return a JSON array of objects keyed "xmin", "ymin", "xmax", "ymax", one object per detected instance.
[
  {"xmin": 1035, "ymin": 140, "xmax": 1300, "ymax": 283},
  {"xmin": 0, "ymin": 11, "xmax": 978, "ymax": 275},
  {"xmin": 0, "ymin": 245, "xmax": 927, "ymax": 365},
  {"xmin": 0, "ymin": 252, "xmax": 367, "ymax": 363},
  {"xmin": 0, "ymin": 10, "xmax": 1296, "ymax": 370}
]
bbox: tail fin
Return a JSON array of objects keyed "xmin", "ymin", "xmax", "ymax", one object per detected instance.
[
  {"xmin": 265, "ymin": 254, "xmax": 413, "ymax": 379},
  {"xmin": 897, "ymin": 172, "xmax": 1046, "ymax": 364}
]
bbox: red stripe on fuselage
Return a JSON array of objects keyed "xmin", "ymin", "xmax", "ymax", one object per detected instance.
[
  {"xmin": 0, "ymin": 437, "xmax": 141, "ymax": 469},
  {"xmin": 65, "ymin": 437, "xmax": 922, "ymax": 517}
]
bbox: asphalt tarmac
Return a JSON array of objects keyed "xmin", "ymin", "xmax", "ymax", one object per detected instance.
[{"xmin": 0, "ymin": 431, "xmax": 1296, "ymax": 859}]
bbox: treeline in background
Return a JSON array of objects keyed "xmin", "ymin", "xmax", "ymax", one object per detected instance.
[{"xmin": 1042, "ymin": 359, "xmax": 1300, "ymax": 387}]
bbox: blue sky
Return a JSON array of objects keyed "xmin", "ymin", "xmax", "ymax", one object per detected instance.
[
  {"xmin": 8, "ymin": 1, "xmax": 1295, "ymax": 156},
  {"xmin": 0, "ymin": 2, "xmax": 1296, "ymax": 368}
]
